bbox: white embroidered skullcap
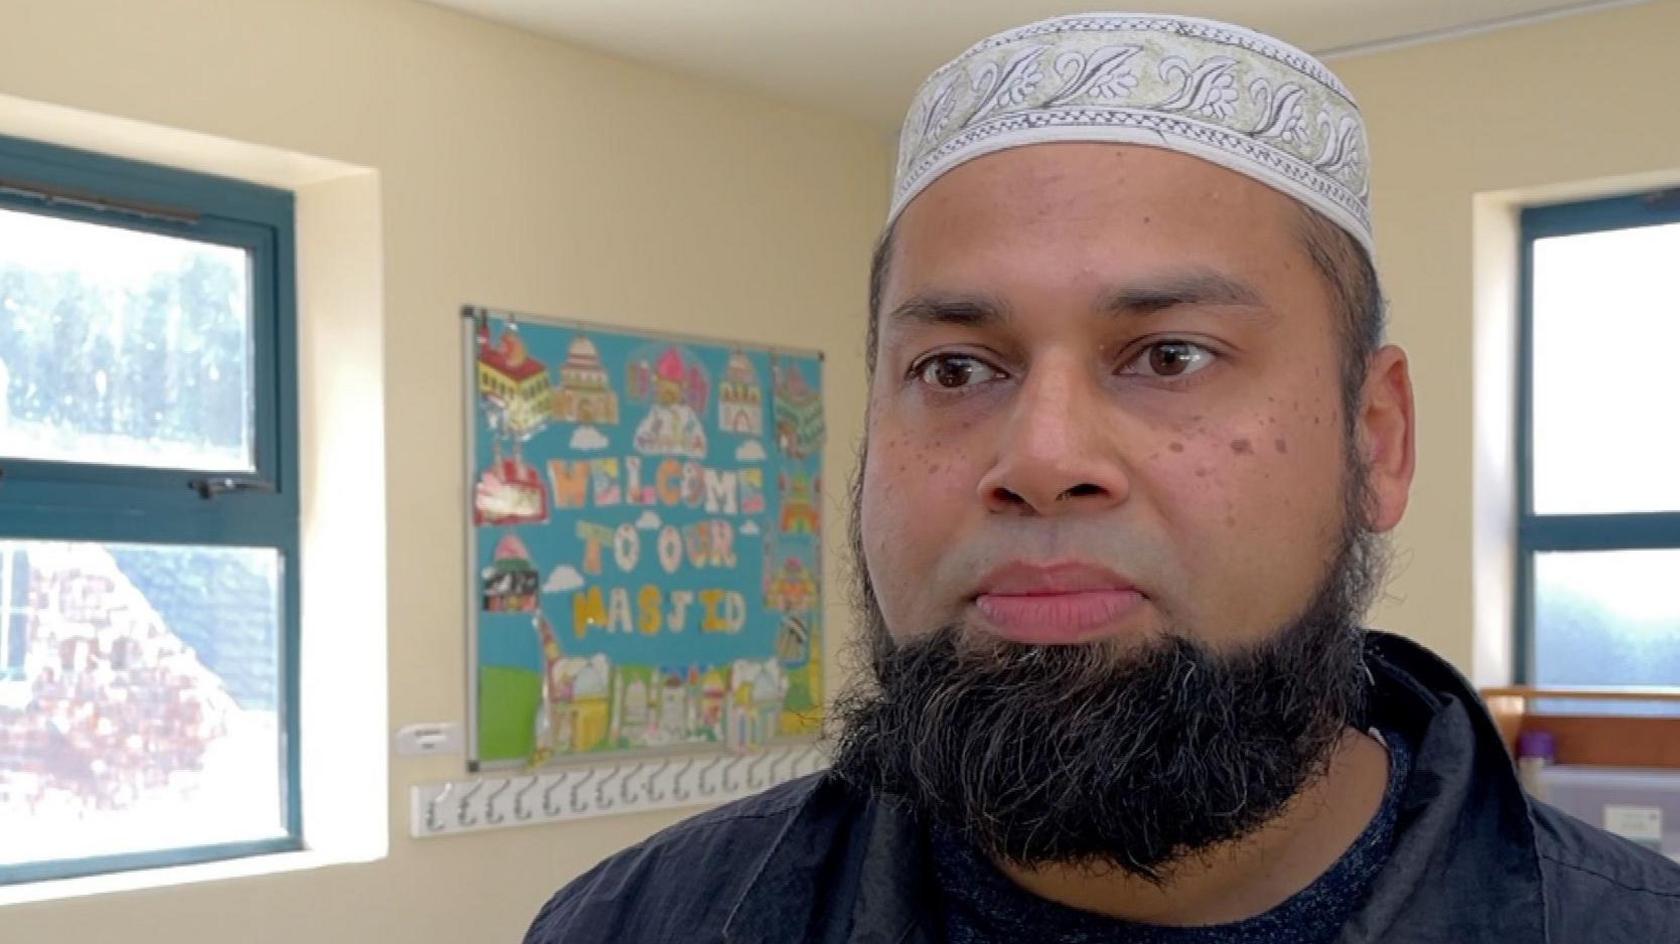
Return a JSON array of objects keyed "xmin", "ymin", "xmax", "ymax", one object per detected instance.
[{"xmin": 890, "ymin": 12, "xmax": 1373, "ymax": 255}]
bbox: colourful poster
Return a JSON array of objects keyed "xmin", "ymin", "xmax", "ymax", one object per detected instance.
[{"xmin": 465, "ymin": 308, "xmax": 825, "ymax": 769}]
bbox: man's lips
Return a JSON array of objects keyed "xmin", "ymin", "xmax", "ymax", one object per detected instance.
[
  {"xmin": 972, "ymin": 562, "xmax": 1146, "ymax": 644},
  {"xmin": 975, "ymin": 561, "xmax": 1140, "ymax": 596}
]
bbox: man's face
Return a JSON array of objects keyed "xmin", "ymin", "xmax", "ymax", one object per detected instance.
[{"xmin": 862, "ymin": 142, "xmax": 1359, "ymax": 654}]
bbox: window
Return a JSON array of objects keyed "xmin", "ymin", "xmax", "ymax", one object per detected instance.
[
  {"xmin": 1517, "ymin": 191, "xmax": 1680, "ymax": 693},
  {"xmin": 0, "ymin": 134, "xmax": 299, "ymax": 884}
]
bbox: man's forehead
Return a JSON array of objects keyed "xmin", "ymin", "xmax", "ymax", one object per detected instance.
[
  {"xmin": 877, "ymin": 143, "xmax": 1320, "ymax": 332},
  {"xmin": 888, "ymin": 12, "xmax": 1373, "ymax": 259},
  {"xmin": 889, "ymin": 142, "xmax": 1305, "ymax": 285}
]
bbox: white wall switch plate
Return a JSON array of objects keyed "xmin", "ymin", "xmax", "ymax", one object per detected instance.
[{"xmin": 395, "ymin": 722, "xmax": 464, "ymax": 756}]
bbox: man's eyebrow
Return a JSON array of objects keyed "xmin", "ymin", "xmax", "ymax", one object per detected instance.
[
  {"xmin": 883, "ymin": 294, "xmax": 1012, "ymax": 328},
  {"xmin": 1101, "ymin": 270, "xmax": 1266, "ymax": 314}
]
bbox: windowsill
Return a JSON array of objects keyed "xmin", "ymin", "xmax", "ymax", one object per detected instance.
[{"xmin": 0, "ymin": 847, "xmax": 378, "ymax": 908}]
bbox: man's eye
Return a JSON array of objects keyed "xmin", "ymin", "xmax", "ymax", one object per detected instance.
[
  {"xmin": 912, "ymin": 354, "xmax": 1004, "ymax": 390},
  {"xmin": 1121, "ymin": 341, "xmax": 1216, "ymax": 379}
]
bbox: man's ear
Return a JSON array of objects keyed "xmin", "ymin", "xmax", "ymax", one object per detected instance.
[{"xmin": 1357, "ymin": 345, "xmax": 1415, "ymax": 532}]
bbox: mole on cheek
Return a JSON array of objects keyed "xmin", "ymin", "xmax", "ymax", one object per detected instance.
[
  {"xmin": 1195, "ymin": 467, "xmax": 1210, "ymax": 478},
  {"xmin": 1169, "ymin": 442, "xmax": 1185, "ymax": 453},
  {"xmin": 1230, "ymin": 438, "xmax": 1253, "ymax": 455},
  {"xmin": 1274, "ymin": 438, "xmax": 1288, "ymax": 454}
]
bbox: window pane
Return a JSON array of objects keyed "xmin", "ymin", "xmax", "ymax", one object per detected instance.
[
  {"xmin": 0, "ymin": 207, "xmax": 253, "ymax": 471},
  {"xmin": 0, "ymin": 540, "xmax": 286, "ymax": 870},
  {"xmin": 1534, "ymin": 549, "xmax": 1680, "ymax": 689},
  {"xmin": 1531, "ymin": 222, "xmax": 1680, "ymax": 514}
]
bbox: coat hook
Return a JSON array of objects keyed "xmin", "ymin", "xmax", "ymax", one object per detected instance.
[
  {"xmin": 724, "ymin": 754, "xmax": 745, "ymax": 792},
  {"xmin": 457, "ymin": 780, "xmax": 486, "ymax": 827},
  {"xmin": 699, "ymin": 754, "xmax": 725, "ymax": 796},
  {"xmin": 644, "ymin": 758, "xmax": 669, "ymax": 802},
  {"xmin": 671, "ymin": 756, "xmax": 696, "ymax": 801},
  {"xmin": 596, "ymin": 765, "xmax": 621, "ymax": 810},
  {"xmin": 572, "ymin": 768, "xmax": 599, "ymax": 813},
  {"xmin": 425, "ymin": 782, "xmax": 455, "ymax": 833},
  {"xmin": 768, "ymin": 750, "xmax": 788, "ymax": 784},
  {"xmin": 513, "ymin": 775, "xmax": 540, "ymax": 820},
  {"xmin": 542, "ymin": 771, "xmax": 570, "ymax": 816},
  {"xmin": 618, "ymin": 762, "xmax": 646, "ymax": 803},
  {"xmin": 484, "ymin": 778, "xmax": 513, "ymax": 824},
  {"xmin": 748, "ymin": 751, "xmax": 774, "ymax": 789}
]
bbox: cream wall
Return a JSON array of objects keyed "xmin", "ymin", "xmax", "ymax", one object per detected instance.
[
  {"xmin": 1332, "ymin": 0, "xmax": 1680, "ymax": 676},
  {"xmin": 6, "ymin": 0, "xmax": 1679, "ymax": 937},
  {"xmin": 0, "ymin": 0, "xmax": 887, "ymax": 941}
]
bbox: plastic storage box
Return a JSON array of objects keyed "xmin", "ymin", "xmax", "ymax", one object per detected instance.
[{"xmin": 1539, "ymin": 765, "xmax": 1680, "ymax": 861}]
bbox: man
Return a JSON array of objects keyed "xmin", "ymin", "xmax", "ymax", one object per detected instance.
[{"xmin": 525, "ymin": 13, "xmax": 1680, "ymax": 943}]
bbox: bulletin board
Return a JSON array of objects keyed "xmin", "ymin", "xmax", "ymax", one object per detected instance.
[{"xmin": 462, "ymin": 306, "xmax": 825, "ymax": 770}]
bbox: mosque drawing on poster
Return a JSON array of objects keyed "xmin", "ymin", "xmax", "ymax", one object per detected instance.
[
  {"xmin": 627, "ymin": 345, "xmax": 709, "ymax": 459},
  {"xmin": 465, "ymin": 308, "xmax": 825, "ymax": 769},
  {"xmin": 772, "ymin": 359, "xmax": 823, "ymax": 461},
  {"xmin": 719, "ymin": 350, "xmax": 764, "ymax": 436},
  {"xmin": 473, "ymin": 316, "xmax": 552, "ymax": 528},
  {"xmin": 551, "ymin": 333, "xmax": 620, "ymax": 426}
]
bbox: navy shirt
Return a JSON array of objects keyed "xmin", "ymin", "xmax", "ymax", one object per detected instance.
[{"xmin": 931, "ymin": 728, "xmax": 1410, "ymax": 944}]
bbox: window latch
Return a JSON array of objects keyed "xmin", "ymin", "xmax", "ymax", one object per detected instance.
[{"xmin": 188, "ymin": 476, "xmax": 276, "ymax": 500}]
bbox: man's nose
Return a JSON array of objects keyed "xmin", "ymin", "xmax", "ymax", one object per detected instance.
[{"xmin": 976, "ymin": 359, "xmax": 1132, "ymax": 516}]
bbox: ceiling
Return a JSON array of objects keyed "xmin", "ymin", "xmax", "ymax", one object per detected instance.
[{"xmin": 422, "ymin": 0, "xmax": 1646, "ymax": 130}]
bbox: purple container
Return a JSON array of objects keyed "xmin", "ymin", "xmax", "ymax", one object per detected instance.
[{"xmin": 1517, "ymin": 730, "xmax": 1557, "ymax": 762}]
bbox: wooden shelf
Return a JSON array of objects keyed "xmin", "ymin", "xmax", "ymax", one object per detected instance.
[{"xmin": 1480, "ymin": 686, "xmax": 1680, "ymax": 770}]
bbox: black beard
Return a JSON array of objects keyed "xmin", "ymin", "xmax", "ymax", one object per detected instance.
[{"xmin": 831, "ymin": 450, "xmax": 1387, "ymax": 881}]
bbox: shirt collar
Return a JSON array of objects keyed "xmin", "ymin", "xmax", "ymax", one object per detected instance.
[
  {"xmin": 1335, "ymin": 632, "xmax": 1549, "ymax": 943},
  {"xmin": 724, "ymin": 775, "xmax": 935, "ymax": 944}
]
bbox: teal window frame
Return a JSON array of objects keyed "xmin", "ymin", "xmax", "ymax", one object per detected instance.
[
  {"xmin": 1515, "ymin": 190, "xmax": 1680, "ymax": 684},
  {"xmin": 0, "ymin": 133, "xmax": 302, "ymax": 884}
]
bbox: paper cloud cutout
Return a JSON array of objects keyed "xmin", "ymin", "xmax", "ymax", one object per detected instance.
[
  {"xmin": 735, "ymin": 439, "xmax": 767, "ymax": 463},
  {"xmin": 739, "ymin": 520, "xmax": 761, "ymax": 536},
  {"xmin": 635, "ymin": 511, "xmax": 663, "ymax": 531},
  {"xmin": 542, "ymin": 565, "xmax": 585, "ymax": 594},
  {"xmin": 570, "ymin": 425, "xmax": 609, "ymax": 451}
]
